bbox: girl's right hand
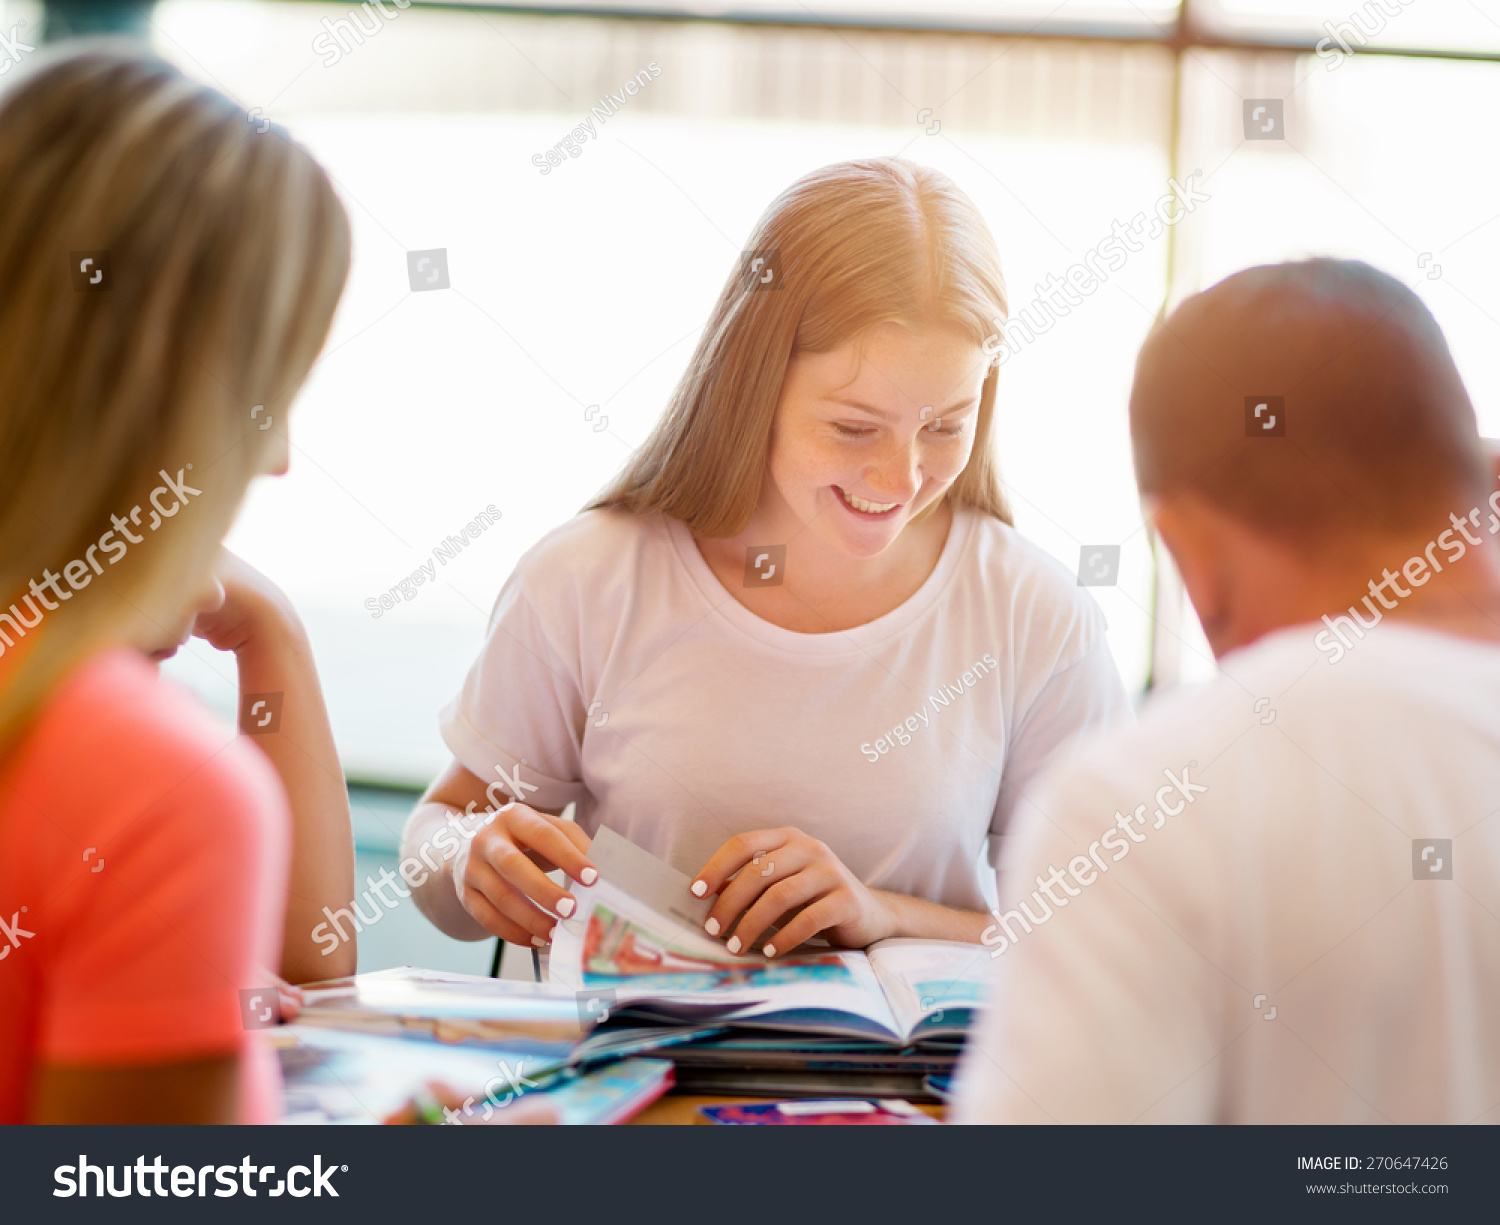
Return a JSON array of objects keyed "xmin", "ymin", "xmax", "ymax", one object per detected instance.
[{"xmin": 450, "ymin": 803, "xmax": 597, "ymax": 947}]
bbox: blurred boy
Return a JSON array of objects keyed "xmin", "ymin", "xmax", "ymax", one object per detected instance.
[{"xmin": 955, "ymin": 259, "xmax": 1500, "ymax": 1123}]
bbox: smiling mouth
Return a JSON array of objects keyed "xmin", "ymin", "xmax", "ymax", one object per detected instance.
[{"xmin": 835, "ymin": 486, "xmax": 900, "ymax": 516}]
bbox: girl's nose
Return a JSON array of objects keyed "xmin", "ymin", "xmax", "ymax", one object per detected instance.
[{"xmin": 864, "ymin": 443, "xmax": 921, "ymax": 503}]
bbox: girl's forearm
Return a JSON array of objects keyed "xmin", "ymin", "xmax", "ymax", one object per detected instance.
[
  {"xmin": 400, "ymin": 800, "xmax": 491, "ymax": 941},
  {"xmin": 871, "ymin": 890, "xmax": 991, "ymax": 944},
  {"xmin": 235, "ymin": 614, "xmax": 356, "ymax": 982}
]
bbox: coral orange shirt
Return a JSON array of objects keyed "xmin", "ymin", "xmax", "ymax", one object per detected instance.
[{"xmin": 0, "ymin": 647, "xmax": 290, "ymax": 1123}]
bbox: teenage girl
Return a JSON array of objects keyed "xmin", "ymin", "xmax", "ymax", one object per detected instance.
[{"xmin": 405, "ymin": 158, "xmax": 1131, "ymax": 959}]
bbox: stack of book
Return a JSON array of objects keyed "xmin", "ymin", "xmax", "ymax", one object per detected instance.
[
  {"xmin": 271, "ymin": 970, "xmax": 686, "ymax": 1124},
  {"xmin": 547, "ymin": 826, "xmax": 990, "ymax": 1102},
  {"xmin": 274, "ymin": 826, "xmax": 992, "ymax": 1122}
]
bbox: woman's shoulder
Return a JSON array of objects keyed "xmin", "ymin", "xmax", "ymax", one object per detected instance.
[
  {"xmin": 10, "ymin": 647, "xmax": 285, "ymax": 841},
  {"xmin": 521, "ymin": 504, "xmax": 657, "ymax": 554},
  {"xmin": 960, "ymin": 510, "xmax": 1096, "ymax": 604},
  {"xmin": 40, "ymin": 646, "xmax": 234, "ymax": 758},
  {"xmin": 507, "ymin": 506, "xmax": 673, "ymax": 603},
  {"xmin": 955, "ymin": 509, "xmax": 1111, "ymax": 657}
]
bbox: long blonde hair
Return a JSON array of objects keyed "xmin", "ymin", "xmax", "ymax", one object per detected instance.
[
  {"xmin": 591, "ymin": 157, "xmax": 1011, "ymax": 536},
  {"xmin": 0, "ymin": 46, "xmax": 350, "ymax": 753}
]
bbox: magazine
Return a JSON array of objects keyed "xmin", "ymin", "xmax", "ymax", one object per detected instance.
[
  {"xmin": 699, "ymin": 1099, "xmax": 937, "ymax": 1125},
  {"xmin": 272, "ymin": 1025, "xmax": 570, "ymax": 1123},
  {"xmin": 549, "ymin": 826, "xmax": 995, "ymax": 1044},
  {"xmin": 297, "ymin": 968, "xmax": 585, "ymax": 1047},
  {"xmin": 541, "ymin": 1058, "xmax": 675, "ymax": 1125},
  {"xmin": 272, "ymin": 1024, "xmax": 672, "ymax": 1125},
  {"xmin": 296, "ymin": 965, "xmax": 721, "ymax": 1064}
]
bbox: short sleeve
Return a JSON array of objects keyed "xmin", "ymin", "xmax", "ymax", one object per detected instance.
[
  {"xmin": 439, "ymin": 572, "xmax": 590, "ymax": 812},
  {"xmin": 6, "ymin": 650, "xmax": 290, "ymax": 1121},
  {"xmin": 989, "ymin": 634, "xmax": 1134, "ymax": 861},
  {"xmin": 39, "ymin": 754, "xmax": 287, "ymax": 1063}
]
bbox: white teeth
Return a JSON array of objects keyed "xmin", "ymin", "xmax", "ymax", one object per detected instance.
[{"xmin": 839, "ymin": 487, "xmax": 898, "ymax": 515}]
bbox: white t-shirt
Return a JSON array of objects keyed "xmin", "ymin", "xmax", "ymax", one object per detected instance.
[
  {"xmin": 440, "ymin": 505, "xmax": 1130, "ymax": 914},
  {"xmin": 953, "ymin": 622, "xmax": 1500, "ymax": 1124}
]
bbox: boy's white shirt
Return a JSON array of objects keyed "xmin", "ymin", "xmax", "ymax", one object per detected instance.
[{"xmin": 953, "ymin": 622, "xmax": 1500, "ymax": 1124}]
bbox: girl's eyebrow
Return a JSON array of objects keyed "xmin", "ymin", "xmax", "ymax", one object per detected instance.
[{"xmin": 825, "ymin": 394, "xmax": 979, "ymax": 420}]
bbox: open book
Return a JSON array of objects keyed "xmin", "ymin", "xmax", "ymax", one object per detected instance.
[
  {"xmin": 295, "ymin": 965, "xmax": 716, "ymax": 1066},
  {"xmin": 297, "ymin": 970, "xmax": 584, "ymax": 1045},
  {"xmin": 549, "ymin": 826, "xmax": 995, "ymax": 1045}
]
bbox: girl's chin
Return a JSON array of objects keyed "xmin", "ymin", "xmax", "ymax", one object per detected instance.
[{"xmin": 827, "ymin": 518, "xmax": 906, "ymax": 560}]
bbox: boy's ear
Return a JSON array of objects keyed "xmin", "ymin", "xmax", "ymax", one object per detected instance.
[
  {"xmin": 1483, "ymin": 438, "xmax": 1500, "ymax": 488},
  {"xmin": 1151, "ymin": 493, "xmax": 1231, "ymax": 648}
]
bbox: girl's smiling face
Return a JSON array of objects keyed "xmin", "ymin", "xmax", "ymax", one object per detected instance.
[{"xmin": 766, "ymin": 320, "xmax": 990, "ymax": 559}]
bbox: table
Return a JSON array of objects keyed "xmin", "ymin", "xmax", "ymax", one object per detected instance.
[{"xmin": 630, "ymin": 1094, "xmax": 946, "ymax": 1124}]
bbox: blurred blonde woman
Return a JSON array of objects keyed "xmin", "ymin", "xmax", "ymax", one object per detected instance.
[
  {"xmin": 405, "ymin": 158, "xmax": 1132, "ymax": 959},
  {"xmin": 0, "ymin": 47, "xmax": 353, "ymax": 1122}
]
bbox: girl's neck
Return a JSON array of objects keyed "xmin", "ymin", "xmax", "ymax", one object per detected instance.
[{"xmin": 695, "ymin": 498, "xmax": 954, "ymax": 634}]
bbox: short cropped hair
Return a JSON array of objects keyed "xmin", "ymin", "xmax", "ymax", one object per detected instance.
[{"xmin": 1129, "ymin": 258, "xmax": 1487, "ymax": 548}]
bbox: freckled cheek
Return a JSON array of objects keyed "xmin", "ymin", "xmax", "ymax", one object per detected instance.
[
  {"xmin": 920, "ymin": 441, "xmax": 973, "ymax": 488},
  {"xmin": 775, "ymin": 439, "xmax": 854, "ymax": 492}
]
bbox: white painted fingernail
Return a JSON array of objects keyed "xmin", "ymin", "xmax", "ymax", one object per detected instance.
[
  {"xmin": 531, "ymin": 935, "xmax": 548, "ymax": 948},
  {"xmin": 690, "ymin": 880, "xmax": 707, "ymax": 897},
  {"xmin": 727, "ymin": 936, "xmax": 742, "ymax": 954},
  {"xmin": 580, "ymin": 867, "xmax": 598, "ymax": 886},
  {"xmin": 705, "ymin": 917, "xmax": 720, "ymax": 936},
  {"xmin": 763, "ymin": 944, "xmax": 776, "ymax": 958},
  {"xmin": 556, "ymin": 897, "xmax": 575, "ymax": 918}
]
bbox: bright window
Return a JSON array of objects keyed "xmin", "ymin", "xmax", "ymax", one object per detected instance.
[{"xmin": 139, "ymin": 0, "xmax": 1500, "ymax": 780}]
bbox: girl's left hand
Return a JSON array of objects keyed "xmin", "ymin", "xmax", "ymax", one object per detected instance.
[{"xmin": 691, "ymin": 828, "xmax": 897, "ymax": 958}]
